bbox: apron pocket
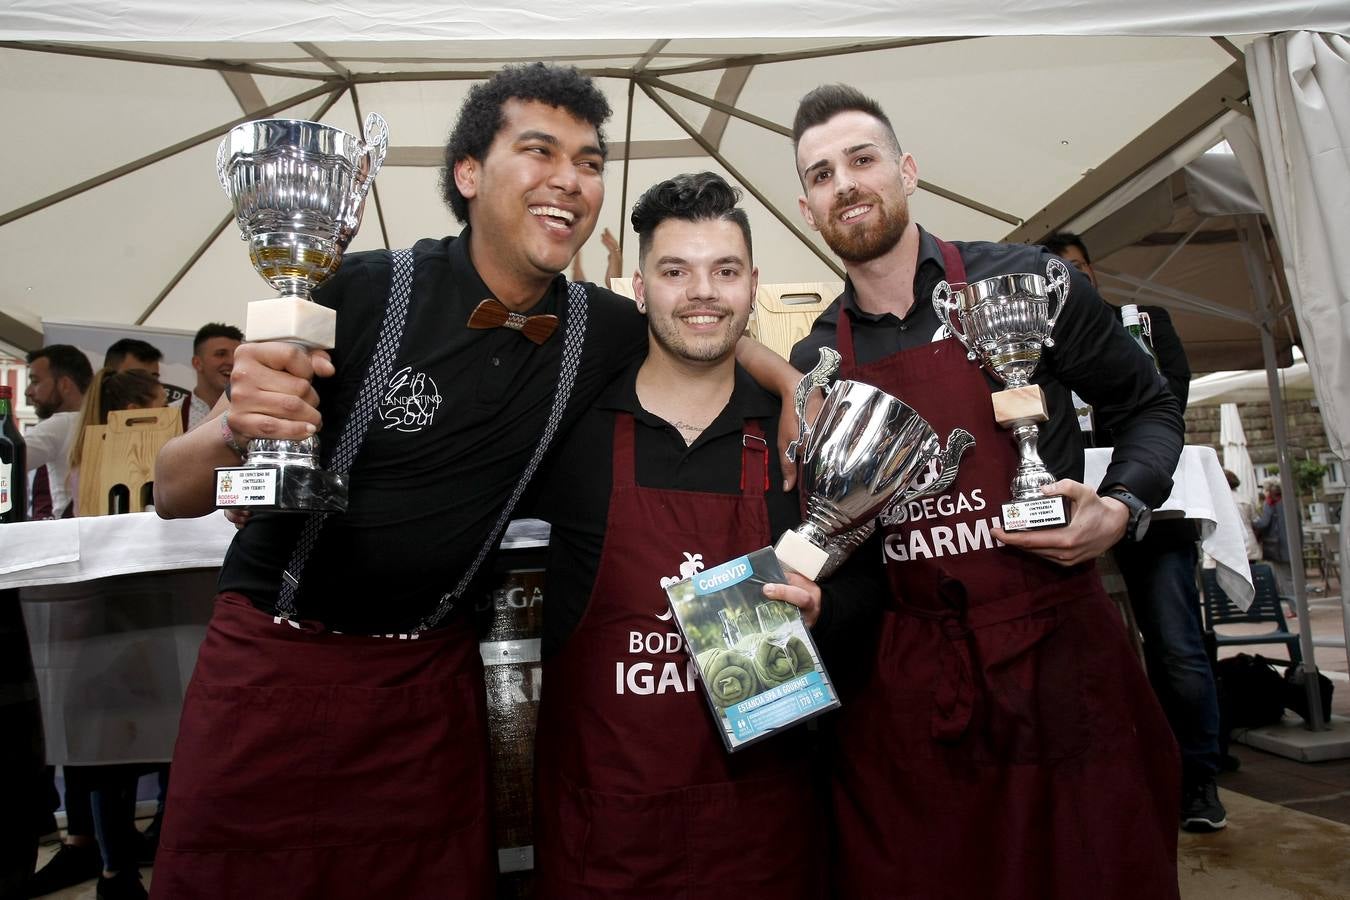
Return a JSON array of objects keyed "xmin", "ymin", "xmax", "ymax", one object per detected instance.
[
  {"xmin": 972, "ymin": 605, "xmax": 1093, "ymax": 764},
  {"xmin": 558, "ymin": 776, "xmax": 685, "ymax": 890},
  {"xmin": 683, "ymin": 773, "xmax": 821, "ymax": 891},
  {"xmin": 313, "ymin": 669, "xmax": 488, "ymax": 844},
  {"xmin": 164, "ymin": 681, "xmax": 330, "ymax": 850},
  {"xmin": 165, "ymin": 672, "xmax": 487, "ymax": 851}
]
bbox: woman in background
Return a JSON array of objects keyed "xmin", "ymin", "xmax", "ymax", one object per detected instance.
[
  {"xmin": 1223, "ymin": 469, "xmax": 1262, "ymax": 563},
  {"xmin": 67, "ymin": 369, "xmax": 167, "ymax": 507},
  {"xmin": 1254, "ymin": 479, "xmax": 1293, "ymax": 598}
]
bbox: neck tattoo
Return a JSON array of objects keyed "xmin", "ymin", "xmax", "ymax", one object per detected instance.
[{"xmin": 670, "ymin": 419, "xmax": 710, "ymax": 443}]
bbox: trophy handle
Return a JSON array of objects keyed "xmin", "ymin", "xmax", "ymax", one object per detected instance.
[
  {"xmin": 344, "ymin": 113, "xmax": 389, "ymax": 230},
  {"xmin": 900, "ymin": 427, "xmax": 975, "ymax": 502},
  {"xmin": 786, "ymin": 347, "xmax": 841, "ymax": 463},
  {"xmin": 931, "ymin": 280, "xmax": 973, "ymax": 356},
  {"xmin": 216, "ymin": 136, "xmax": 233, "ymax": 195},
  {"xmin": 1043, "ymin": 257, "xmax": 1071, "ymax": 348},
  {"xmin": 360, "ymin": 112, "xmax": 390, "ymax": 181}
]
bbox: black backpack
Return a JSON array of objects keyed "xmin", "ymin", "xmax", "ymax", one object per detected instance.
[{"xmin": 1215, "ymin": 653, "xmax": 1287, "ymax": 729}]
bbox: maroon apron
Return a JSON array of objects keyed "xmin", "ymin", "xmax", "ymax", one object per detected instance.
[
  {"xmin": 151, "ymin": 594, "xmax": 494, "ymax": 900},
  {"xmin": 828, "ymin": 240, "xmax": 1180, "ymax": 900},
  {"xmin": 534, "ymin": 414, "xmax": 823, "ymax": 900}
]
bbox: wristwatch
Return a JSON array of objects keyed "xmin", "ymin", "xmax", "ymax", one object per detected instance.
[{"xmin": 1100, "ymin": 487, "xmax": 1151, "ymax": 542}]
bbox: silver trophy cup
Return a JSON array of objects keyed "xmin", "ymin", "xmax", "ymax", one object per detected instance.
[
  {"xmin": 776, "ymin": 349, "xmax": 974, "ymax": 579},
  {"xmin": 933, "ymin": 258, "xmax": 1072, "ymax": 531},
  {"xmin": 214, "ymin": 113, "xmax": 388, "ymax": 513}
]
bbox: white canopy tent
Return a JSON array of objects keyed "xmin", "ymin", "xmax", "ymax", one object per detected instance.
[
  {"xmin": 1189, "ymin": 358, "xmax": 1313, "ymax": 407},
  {"xmin": 1, "ymin": 2, "xmax": 1346, "ymax": 348},
  {"xmin": 2, "ymin": 2, "xmax": 1348, "ymax": 721}
]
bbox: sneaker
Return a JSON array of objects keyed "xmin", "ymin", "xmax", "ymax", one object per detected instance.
[
  {"xmin": 27, "ymin": 841, "xmax": 102, "ymax": 897},
  {"xmin": 1181, "ymin": 777, "xmax": 1229, "ymax": 832},
  {"xmin": 95, "ymin": 870, "xmax": 148, "ymax": 900}
]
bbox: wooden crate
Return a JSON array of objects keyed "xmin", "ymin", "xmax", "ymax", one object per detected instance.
[
  {"xmin": 76, "ymin": 407, "xmax": 182, "ymax": 517},
  {"xmin": 750, "ymin": 282, "xmax": 841, "ymax": 361}
]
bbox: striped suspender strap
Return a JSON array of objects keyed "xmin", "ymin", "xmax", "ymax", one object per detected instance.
[
  {"xmin": 415, "ymin": 280, "xmax": 590, "ymax": 632},
  {"xmin": 275, "ymin": 248, "xmax": 417, "ymax": 619}
]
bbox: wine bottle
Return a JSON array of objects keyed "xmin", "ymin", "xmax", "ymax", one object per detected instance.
[
  {"xmin": 1, "ymin": 385, "xmax": 28, "ymax": 523},
  {"xmin": 1120, "ymin": 304, "xmax": 1161, "ymax": 372}
]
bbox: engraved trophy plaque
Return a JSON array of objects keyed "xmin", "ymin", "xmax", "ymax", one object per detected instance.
[
  {"xmin": 775, "ymin": 349, "xmax": 975, "ymax": 580},
  {"xmin": 933, "ymin": 258, "xmax": 1071, "ymax": 531},
  {"xmin": 214, "ymin": 114, "xmax": 389, "ymax": 512}
]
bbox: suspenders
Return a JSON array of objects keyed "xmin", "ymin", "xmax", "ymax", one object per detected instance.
[{"xmin": 276, "ymin": 249, "xmax": 590, "ymax": 634}]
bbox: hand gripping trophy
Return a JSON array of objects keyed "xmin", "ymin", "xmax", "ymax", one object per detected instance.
[
  {"xmin": 932, "ymin": 258, "xmax": 1072, "ymax": 531},
  {"xmin": 214, "ymin": 114, "xmax": 388, "ymax": 512},
  {"xmin": 775, "ymin": 348, "xmax": 975, "ymax": 580}
]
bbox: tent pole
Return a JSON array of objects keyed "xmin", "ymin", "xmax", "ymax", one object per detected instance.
[
  {"xmin": 135, "ymin": 214, "xmax": 232, "ymax": 326},
  {"xmin": 1342, "ymin": 493, "xmax": 1350, "ymax": 681},
  {"xmin": 133, "ymin": 86, "xmax": 353, "ymax": 325},
  {"xmin": 618, "ymin": 78, "xmax": 636, "ymax": 261},
  {"xmin": 637, "ymin": 74, "xmax": 1021, "ymax": 228},
  {"xmin": 1240, "ymin": 214, "xmax": 1325, "ymax": 729},
  {"xmin": 1096, "ymin": 269, "xmax": 1259, "ymax": 324},
  {"xmin": 1125, "ymin": 217, "xmax": 1207, "ymax": 303},
  {"xmin": 637, "ymin": 82, "xmax": 843, "ymax": 278},
  {"xmin": 0, "ymin": 82, "xmax": 339, "ymax": 229}
]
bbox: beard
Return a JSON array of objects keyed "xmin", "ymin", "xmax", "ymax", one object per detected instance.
[
  {"xmin": 818, "ymin": 194, "xmax": 909, "ymax": 264},
  {"xmin": 648, "ymin": 305, "xmax": 747, "ymax": 364}
]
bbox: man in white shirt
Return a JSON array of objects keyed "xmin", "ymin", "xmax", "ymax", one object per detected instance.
[
  {"xmin": 186, "ymin": 323, "xmax": 242, "ymax": 431},
  {"xmin": 24, "ymin": 345, "xmax": 93, "ymax": 519}
]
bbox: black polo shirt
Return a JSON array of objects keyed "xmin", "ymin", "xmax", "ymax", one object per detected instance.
[
  {"xmin": 789, "ymin": 225, "xmax": 1184, "ymax": 508},
  {"xmin": 219, "ymin": 231, "xmax": 648, "ymax": 633},
  {"xmin": 527, "ymin": 361, "xmax": 886, "ymax": 660}
]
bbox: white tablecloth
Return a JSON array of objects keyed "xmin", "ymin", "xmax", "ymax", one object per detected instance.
[
  {"xmin": 1, "ymin": 512, "xmax": 550, "ymax": 763},
  {"xmin": 0, "ymin": 513, "xmax": 239, "ymax": 764},
  {"xmin": 0, "ymin": 512, "xmax": 238, "ymax": 588},
  {"xmin": 1085, "ymin": 445, "xmax": 1254, "ymax": 610},
  {"xmin": 0, "ymin": 513, "xmax": 550, "ymax": 587}
]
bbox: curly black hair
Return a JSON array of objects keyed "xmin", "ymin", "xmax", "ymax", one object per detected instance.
[
  {"xmin": 630, "ymin": 172, "xmax": 752, "ymax": 266},
  {"xmin": 440, "ymin": 63, "xmax": 612, "ymax": 224}
]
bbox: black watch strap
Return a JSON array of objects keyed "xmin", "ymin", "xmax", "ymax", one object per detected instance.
[{"xmin": 1101, "ymin": 487, "xmax": 1150, "ymax": 542}]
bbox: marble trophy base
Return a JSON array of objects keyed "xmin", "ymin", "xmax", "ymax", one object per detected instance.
[
  {"xmin": 214, "ymin": 297, "xmax": 345, "ymax": 513},
  {"xmin": 992, "ymin": 384, "xmax": 1069, "ymax": 532},
  {"xmin": 774, "ymin": 529, "xmax": 829, "ymax": 581},
  {"xmin": 216, "ymin": 462, "xmax": 347, "ymax": 513}
]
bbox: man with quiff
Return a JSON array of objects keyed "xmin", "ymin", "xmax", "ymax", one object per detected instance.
[{"xmin": 788, "ymin": 84, "xmax": 1185, "ymax": 900}]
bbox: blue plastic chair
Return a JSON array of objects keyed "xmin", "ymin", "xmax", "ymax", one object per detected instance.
[{"xmin": 1200, "ymin": 562, "xmax": 1302, "ymax": 664}]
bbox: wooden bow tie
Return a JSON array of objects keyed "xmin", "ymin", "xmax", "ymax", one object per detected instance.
[{"xmin": 467, "ymin": 298, "xmax": 559, "ymax": 345}]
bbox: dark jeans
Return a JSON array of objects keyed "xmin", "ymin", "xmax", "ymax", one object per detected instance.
[
  {"xmin": 1116, "ymin": 538, "xmax": 1221, "ymax": 781},
  {"xmin": 63, "ymin": 764, "xmax": 143, "ymax": 874}
]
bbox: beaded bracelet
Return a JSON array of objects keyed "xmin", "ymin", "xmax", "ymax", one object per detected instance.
[{"xmin": 221, "ymin": 414, "xmax": 248, "ymax": 459}]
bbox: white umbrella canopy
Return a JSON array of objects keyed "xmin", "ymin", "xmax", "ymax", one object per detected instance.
[
  {"xmin": 1220, "ymin": 402, "xmax": 1260, "ymax": 509},
  {"xmin": 2, "ymin": 0, "xmax": 1342, "ymax": 345},
  {"xmin": 1188, "ymin": 359, "xmax": 1314, "ymax": 406}
]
